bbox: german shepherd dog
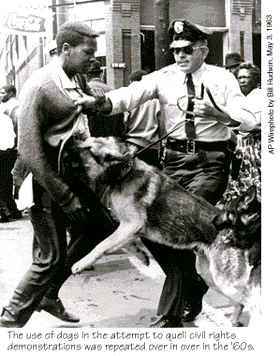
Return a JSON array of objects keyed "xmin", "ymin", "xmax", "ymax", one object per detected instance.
[
  {"xmin": 195, "ymin": 191, "xmax": 261, "ymax": 326},
  {"xmin": 65, "ymin": 137, "xmax": 261, "ymax": 326}
]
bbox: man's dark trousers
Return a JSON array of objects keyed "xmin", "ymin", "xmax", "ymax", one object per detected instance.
[
  {"xmin": 3, "ymin": 181, "xmax": 117, "ymax": 327},
  {"xmin": 142, "ymin": 148, "xmax": 231, "ymax": 319}
]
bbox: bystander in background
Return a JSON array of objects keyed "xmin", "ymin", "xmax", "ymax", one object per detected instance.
[
  {"xmin": 0, "ymin": 85, "xmax": 22, "ymax": 221},
  {"xmin": 224, "ymin": 53, "xmax": 244, "ymax": 78},
  {"xmin": 124, "ymin": 70, "xmax": 165, "ymax": 169},
  {"xmin": 222, "ymin": 61, "xmax": 261, "ymax": 204},
  {"xmin": 0, "ymin": 112, "xmax": 19, "ymax": 222},
  {"xmin": 86, "ymin": 60, "xmax": 125, "ymax": 138}
]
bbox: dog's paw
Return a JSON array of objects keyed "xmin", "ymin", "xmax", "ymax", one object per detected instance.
[
  {"xmin": 71, "ymin": 261, "xmax": 93, "ymax": 275},
  {"xmin": 71, "ymin": 263, "xmax": 82, "ymax": 275}
]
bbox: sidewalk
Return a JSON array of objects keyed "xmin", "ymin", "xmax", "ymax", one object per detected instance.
[{"xmin": 0, "ymin": 217, "xmax": 250, "ymax": 328}]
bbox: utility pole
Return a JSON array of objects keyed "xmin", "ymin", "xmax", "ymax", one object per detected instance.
[
  {"xmin": 52, "ymin": 0, "xmax": 58, "ymax": 39},
  {"xmin": 154, "ymin": 0, "xmax": 170, "ymax": 70}
]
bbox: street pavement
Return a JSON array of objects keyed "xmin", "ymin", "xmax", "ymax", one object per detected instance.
[{"xmin": 0, "ymin": 215, "xmax": 250, "ymax": 328}]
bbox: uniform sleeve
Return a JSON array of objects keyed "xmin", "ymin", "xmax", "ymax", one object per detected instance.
[
  {"xmin": 217, "ymin": 72, "xmax": 258, "ymax": 132},
  {"xmin": 243, "ymin": 89, "xmax": 262, "ymax": 130},
  {"xmin": 106, "ymin": 72, "xmax": 159, "ymax": 115}
]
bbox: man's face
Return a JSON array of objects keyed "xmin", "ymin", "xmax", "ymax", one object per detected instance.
[
  {"xmin": 237, "ymin": 68, "xmax": 256, "ymax": 96},
  {"xmin": 173, "ymin": 42, "xmax": 208, "ymax": 74},
  {"xmin": 65, "ymin": 37, "xmax": 97, "ymax": 75},
  {"xmin": 0, "ymin": 89, "xmax": 10, "ymax": 103}
]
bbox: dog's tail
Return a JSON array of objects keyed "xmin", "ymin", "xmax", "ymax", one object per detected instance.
[
  {"xmin": 123, "ymin": 240, "xmax": 150, "ymax": 266},
  {"xmin": 247, "ymin": 263, "xmax": 261, "ymax": 326}
]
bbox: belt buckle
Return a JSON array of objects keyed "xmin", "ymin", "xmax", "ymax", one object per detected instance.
[
  {"xmin": 73, "ymin": 133, "xmax": 82, "ymax": 141},
  {"xmin": 186, "ymin": 140, "xmax": 195, "ymax": 154}
]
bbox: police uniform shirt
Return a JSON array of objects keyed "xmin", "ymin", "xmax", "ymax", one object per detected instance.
[
  {"xmin": 244, "ymin": 88, "xmax": 262, "ymax": 127},
  {"xmin": 107, "ymin": 62, "xmax": 257, "ymax": 142}
]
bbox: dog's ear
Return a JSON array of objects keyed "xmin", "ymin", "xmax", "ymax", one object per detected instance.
[
  {"xmin": 213, "ymin": 211, "xmax": 236, "ymax": 230},
  {"xmin": 236, "ymin": 186, "xmax": 256, "ymax": 213}
]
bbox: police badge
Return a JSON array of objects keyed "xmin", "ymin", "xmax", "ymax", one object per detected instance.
[
  {"xmin": 169, "ymin": 20, "xmax": 212, "ymax": 48},
  {"xmin": 174, "ymin": 21, "xmax": 184, "ymax": 34}
]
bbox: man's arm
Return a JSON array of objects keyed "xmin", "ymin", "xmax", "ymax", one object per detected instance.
[{"xmin": 74, "ymin": 72, "xmax": 159, "ymax": 115}]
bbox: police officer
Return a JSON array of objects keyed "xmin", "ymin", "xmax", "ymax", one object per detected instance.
[
  {"xmin": 86, "ymin": 60, "xmax": 125, "ymax": 138},
  {"xmin": 74, "ymin": 20, "xmax": 257, "ymax": 327}
]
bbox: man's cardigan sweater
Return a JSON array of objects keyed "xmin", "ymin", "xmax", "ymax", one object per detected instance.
[{"xmin": 17, "ymin": 64, "xmax": 94, "ymax": 208}]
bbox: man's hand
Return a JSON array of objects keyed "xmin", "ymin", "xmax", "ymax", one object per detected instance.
[
  {"xmin": 73, "ymin": 94, "xmax": 96, "ymax": 109},
  {"xmin": 62, "ymin": 195, "xmax": 91, "ymax": 222}
]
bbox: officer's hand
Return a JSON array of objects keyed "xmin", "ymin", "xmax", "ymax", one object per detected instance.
[
  {"xmin": 193, "ymin": 99, "xmax": 216, "ymax": 117},
  {"xmin": 62, "ymin": 195, "xmax": 91, "ymax": 222},
  {"xmin": 91, "ymin": 88, "xmax": 105, "ymax": 97},
  {"xmin": 246, "ymin": 118, "xmax": 261, "ymax": 135},
  {"xmin": 73, "ymin": 94, "xmax": 96, "ymax": 109},
  {"xmin": 193, "ymin": 99, "xmax": 232, "ymax": 125}
]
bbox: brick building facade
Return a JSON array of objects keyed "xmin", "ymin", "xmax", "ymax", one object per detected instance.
[{"xmin": 0, "ymin": 0, "xmax": 261, "ymax": 91}]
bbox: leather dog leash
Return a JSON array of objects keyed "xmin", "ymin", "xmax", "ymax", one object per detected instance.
[{"xmin": 204, "ymin": 85, "xmax": 225, "ymax": 114}]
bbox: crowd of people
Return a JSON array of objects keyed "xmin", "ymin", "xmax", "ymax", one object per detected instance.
[
  {"xmin": 0, "ymin": 19, "xmax": 261, "ymax": 328},
  {"xmin": 0, "ymin": 85, "xmax": 22, "ymax": 222}
]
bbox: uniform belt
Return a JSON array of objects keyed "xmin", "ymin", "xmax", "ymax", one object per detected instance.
[{"xmin": 166, "ymin": 137, "xmax": 235, "ymax": 155}]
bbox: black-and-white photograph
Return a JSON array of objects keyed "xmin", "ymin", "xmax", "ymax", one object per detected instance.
[{"xmin": 0, "ymin": 0, "xmax": 276, "ymax": 353}]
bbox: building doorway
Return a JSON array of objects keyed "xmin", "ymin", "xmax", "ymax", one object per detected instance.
[
  {"xmin": 206, "ymin": 32, "xmax": 224, "ymax": 67},
  {"xmin": 141, "ymin": 30, "xmax": 155, "ymax": 73}
]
